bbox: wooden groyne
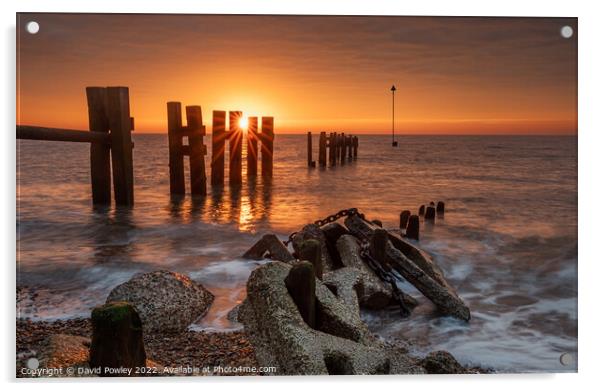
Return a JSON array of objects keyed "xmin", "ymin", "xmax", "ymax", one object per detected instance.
[
  {"xmin": 307, "ymin": 131, "xmax": 358, "ymax": 168},
  {"xmin": 168, "ymin": 103, "xmax": 275, "ymax": 195},
  {"xmin": 17, "ymin": 86, "xmax": 277, "ymax": 206},
  {"xmin": 17, "ymin": 86, "xmax": 134, "ymax": 206},
  {"xmin": 167, "ymin": 102, "xmax": 207, "ymax": 196}
]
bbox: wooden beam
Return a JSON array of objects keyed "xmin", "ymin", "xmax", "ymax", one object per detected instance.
[
  {"xmin": 180, "ymin": 145, "xmax": 207, "ymax": 156},
  {"xmin": 17, "ymin": 125, "xmax": 111, "ymax": 144}
]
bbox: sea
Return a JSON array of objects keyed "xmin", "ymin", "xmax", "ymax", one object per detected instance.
[{"xmin": 16, "ymin": 134, "xmax": 577, "ymax": 373}]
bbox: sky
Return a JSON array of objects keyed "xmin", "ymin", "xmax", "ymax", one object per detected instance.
[{"xmin": 17, "ymin": 14, "xmax": 577, "ymax": 135}]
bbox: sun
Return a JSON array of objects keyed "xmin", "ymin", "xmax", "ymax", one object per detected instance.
[{"xmin": 238, "ymin": 116, "xmax": 248, "ymax": 131}]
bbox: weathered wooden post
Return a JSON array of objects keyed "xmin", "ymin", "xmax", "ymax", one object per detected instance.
[
  {"xmin": 425, "ymin": 205, "xmax": 436, "ymax": 220},
  {"xmin": 20, "ymin": 86, "xmax": 134, "ymax": 206},
  {"xmin": 347, "ymin": 136, "xmax": 353, "ymax": 160},
  {"xmin": 86, "ymin": 87, "xmax": 111, "ymax": 205},
  {"xmin": 186, "ymin": 106, "xmax": 207, "ymax": 196},
  {"xmin": 370, "ymin": 228, "xmax": 390, "ymax": 266},
  {"xmin": 107, "ymin": 87, "xmax": 134, "ymax": 206},
  {"xmin": 307, "ymin": 132, "xmax": 315, "ymax": 167},
  {"xmin": 285, "ymin": 261, "xmax": 316, "ymax": 328},
  {"xmin": 418, "ymin": 205, "xmax": 426, "ymax": 215},
  {"xmin": 326, "ymin": 133, "xmax": 330, "ymax": 166},
  {"xmin": 340, "ymin": 132, "xmax": 346, "ymax": 165},
  {"xmin": 247, "ymin": 116, "xmax": 258, "ymax": 177},
  {"xmin": 353, "ymin": 136, "xmax": 358, "ymax": 158},
  {"xmin": 89, "ymin": 302, "xmax": 146, "ymax": 376},
  {"xmin": 167, "ymin": 102, "xmax": 185, "ymax": 195},
  {"xmin": 332, "ymin": 133, "xmax": 337, "ymax": 165},
  {"xmin": 340, "ymin": 134, "xmax": 345, "ymax": 162},
  {"xmin": 406, "ymin": 215, "xmax": 420, "ymax": 240},
  {"xmin": 211, "ymin": 110, "xmax": 226, "ymax": 186},
  {"xmin": 400, "ymin": 210, "xmax": 411, "ymax": 229},
  {"xmin": 318, "ymin": 132, "xmax": 327, "ymax": 167},
  {"xmin": 330, "ymin": 132, "xmax": 337, "ymax": 166},
  {"xmin": 436, "ymin": 201, "xmax": 445, "ymax": 216},
  {"xmin": 229, "ymin": 111, "xmax": 243, "ymax": 186},
  {"xmin": 261, "ymin": 117, "xmax": 274, "ymax": 178}
]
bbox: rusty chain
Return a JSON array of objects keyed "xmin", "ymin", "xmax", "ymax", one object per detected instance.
[
  {"xmin": 283, "ymin": 207, "xmax": 411, "ymax": 316},
  {"xmin": 282, "ymin": 207, "xmax": 363, "ymax": 246}
]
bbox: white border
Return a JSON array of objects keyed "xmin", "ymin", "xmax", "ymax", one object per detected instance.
[{"xmin": 3, "ymin": 1, "xmax": 601, "ymax": 390}]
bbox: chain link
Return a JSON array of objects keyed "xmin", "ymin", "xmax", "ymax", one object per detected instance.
[{"xmin": 283, "ymin": 207, "xmax": 362, "ymax": 246}]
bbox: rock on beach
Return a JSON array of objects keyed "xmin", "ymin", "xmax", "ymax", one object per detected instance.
[{"xmin": 106, "ymin": 270, "xmax": 214, "ymax": 333}]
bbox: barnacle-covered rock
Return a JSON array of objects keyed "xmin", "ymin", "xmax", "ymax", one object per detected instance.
[{"xmin": 106, "ymin": 270, "xmax": 214, "ymax": 333}]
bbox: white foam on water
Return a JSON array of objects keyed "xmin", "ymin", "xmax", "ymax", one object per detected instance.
[{"xmin": 189, "ymin": 259, "xmax": 270, "ymax": 332}]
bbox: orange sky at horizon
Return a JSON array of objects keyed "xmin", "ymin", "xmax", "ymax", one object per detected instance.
[{"xmin": 17, "ymin": 14, "xmax": 577, "ymax": 135}]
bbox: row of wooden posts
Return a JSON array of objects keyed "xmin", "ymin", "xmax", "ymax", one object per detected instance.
[
  {"xmin": 16, "ymin": 86, "xmax": 275, "ymax": 207},
  {"xmin": 167, "ymin": 103, "xmax": 274, "ymax": 196},
  {"xmin": 399, "ymin": 201, "xmax": 446, "ymax": 241},
  {"xmin": 307, "ymin": 131, "xmax": 359, "ymax": 168}
]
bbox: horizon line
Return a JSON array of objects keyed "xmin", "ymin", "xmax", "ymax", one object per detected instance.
[{"xmin": 130, "ymin": 131, "xmax": 577, "ymax": 136}]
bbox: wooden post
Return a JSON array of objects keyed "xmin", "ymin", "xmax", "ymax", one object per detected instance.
[
  {"xmin": 425, "ymin": 206, "xmax": 436, "ymax": 220},
  {"xmin": 330, "ymin": 132, "xmax": 337, "ymax": 166},
  {"xmin": 436, "ymin": 201, "xmax": 445, "ymax": 216},
  {"xmin": 167, "ymin": 102, "xmax": 185, "ymax": 195},
  {"xmin": 86, "ymin": 87, "xmax": 111, "ymax": 205},
  {"xmin": 347, "ymin": 136, "xmax": 353, "ymax": 160},
  {"xmin": 326, "ymin": 132, "xmax": 332, "ymax": 166},
  {"xmin": 186, "ymin": 106, "xmax": 206, "ymax": 196},
  {"xmin": 107, "ymin": 87, "xmax": 134, "ymax": 206},
  {"xmin": 90, "ymin": 302, "xmax": 146, "ymax": 376},
  {"xmin": 370, "ymin": 228, "xmax": 389, "ymax": 266},
  {"xmin": 340, "ymin": 132, "xmax": 346, "ymax": 165},
  {"xmin": 261, "ymin": 117, "xmax": 274, "ymax": 178},
  {"xmin": 318, "ymin": 132, "xmax": 326, "ymax": 167},
  {"xmin": 327, "ymin": 133, "xmax": 331, "ymax": 166},
  {"xmin": 406, "ymin": 215, "xmax": 420, "ymax": 240},
  {"xmin": 307, "ymin": 132, "xmax": 315, "ymax": 167},
  {"xmin": 247, "ymin": 116, "xmax": 258, "ymax": 177},
  {"xmin": 211, "ymin": 110, "xmax": 226, "ymax": 186},
  {"xmin": 229, "ymin": 111, "xmax": 243, "ymax": 186},
  {"xmin": 353, "ymin": 136, "xmax": 358, "ymax": 158},
  {"xmin": 400, "ymin": 210, "xmax": 411, "ymax": 230}
]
